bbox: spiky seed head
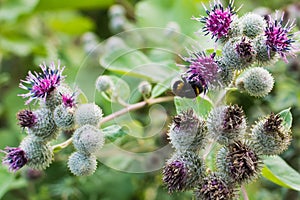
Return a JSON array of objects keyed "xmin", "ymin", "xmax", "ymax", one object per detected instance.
[
  {"xmin": 162, "ymin": 151, "xmax": 205, "ymax": 193},
  {"xmin": 251, "ymin": 113, "xmax": 292, "ymax": 155},
  {"xmin": 95, "ymin": 75, "xmax": 114, "ymax": 92},
  {"xmin": 73, "ymin": 124, "xmax": 105, "ymax": 155},
  {"xmin": 168, "ymin": 110, "xmax": 207, "ymax": 152},
  {"xmin": 53, "ymin": 104, "xmax": 75, "ymax": 130},
  {"xmin": 217, "ymin": 141, "xmax": 262, "ymax": 184},
  {"xmin": 241, "ymin": 13, "xmax": 266, "ymax": 38},
  {"xmin": 194, "ymin": 172, "xmax": 238, "ymax": 200},
  {"xmin": 222, "ymin": 37, "xmax": 256, "ymax": 70},
  {"xmin": 27, "ymin": 108, "xmax": 58, "ymax": 141},
  {"xmin": 20, "ymin": 136, "xmax": 53, "ymax": 170},
  {"xmin": 236, "ymin": 67, "xmax": 274, "ymax": 97},
  {"xmin": 207, "ymin": 105, "xmax": 247, "ymax": 145},
  {"xmin": 68, "ymin": 152, "xmax": 97, "ymax": 176},
  {"xmin": 75, "ymin": 103, "xmax": 103, "ymax": 127}
]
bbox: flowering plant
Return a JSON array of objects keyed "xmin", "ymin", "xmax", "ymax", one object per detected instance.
[{"xmin": 0, "ymin": 0, "xmax": 300, "ymax": 199}]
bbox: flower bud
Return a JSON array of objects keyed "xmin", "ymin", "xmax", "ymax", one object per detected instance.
[
  {"xmin": 207, "ymin": 105, "xmax": 247, "ymax": 145},
  {"xmin": 17, "ymin": 110, "xmax": 37, "ymax": 128},
  {"xmin": 194, "ymin": 173, "xmax": 238, "ymax": 200},
  {"xmin": 217, "ymin": 141, "xmax": 262, "ymax": 184},
  {"xmin": 162, "ymin": 151, "xmax": 205, "ymax": 193},
  {"xmin": 168, "ymin": 110, "xmax": 207, "ymax": 152},
  {"xmin": 20, "ymin": 136, "xmax": 53, "ymax": 170},
  {"xmin": 75, "ymin": 103, "xmax": 103, "ymax": 127},
  {"xmin": 95, "ymin": 75, "xmax": 113, "ymax": 92},
  {"xmin": 138, "ymin": 81, "xmax": 152, "ymax": 96},
  {"xmin": 72, "ymin": 124, "xmax": 105, "ymax": 154},
  {"xmin": 41, "ymin": 84, "xmax": 73, "ymax": 111},
  {"xmin": 236, "ymin": 67, "xmax": 274, "ymax": 97},
  {"xmin": 222, "ymin": 37, "xmax": 256, "ymax": 70},
  {"xmin": 241, "ymin": 13, "xmax": 266, "ymax": 38},
  {"xmin": 251, "ymin": 113, "xmax": 292, "ymax": 155},
  {"xmin": 68, "ymin": 152, "xmax": 97, "ymax": 176},
  {"xmin": 54, "ymin": 104, "xmax": 75, "ymax": 130},
  {"xmin": 27, "ymin": 108, "xmax": 58, "ymax": 141}
]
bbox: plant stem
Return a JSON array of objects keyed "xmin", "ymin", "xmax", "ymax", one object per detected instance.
[
  {"xmin": 100, "ymin": 96, "xmax": 174, "ymax": 124},
  {"xmin": 52, "ymin": 96, "xmax": 174, "ymax": 150},
  {"xmin": 241, "ymin": 184, "xmax": 249, "ymax": 200},
  {"xmin": 52, "ymin": 137, "xmax": 73, "ymax": 151}
]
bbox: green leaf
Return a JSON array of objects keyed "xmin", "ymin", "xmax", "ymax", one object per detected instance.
[
  {"xmin": 0, "ymin": 167, "xmax": 26, "ymax": 198},
  {"xmin": 0, "ymin": 0, "xmax": 39, "ymax": 21},
  {"xmin": 174, "ymin": 96, "xmax": 213, "ymax": 118},
  {"xmin": 135, "ymin": 0, "xmax": 203, "ymax": 37},
  {"xmin": 103, "ymin": 125, "xmax": 127, "ymax": 142},
  {"xmin": 262, "ymin": 155, "xmax": 300, "ymax": 191},
  {"xmin": 48, "ymin": 12, "xmax": 95, "ymax": 35},
  {"xmin": 101, "ymin": 76, "xmax": 131, "ymax": 103},
  {"xmin": 277, "ymin": 108, "xmax": 292, "ymax": 130},
  {"xmin": 151, "ymin": 74, "xmax": 177, "ymax": 98},
  {"xmin": 77, "ymin": 90, "xmax": 88, "ymax": 104},
  {"xmin": 100, "ymin": 44, "xmax": 179, "ymax": 82},
  {"xmin": 35, "ymin": 0, "xmax": 114, "ymax": 11}
]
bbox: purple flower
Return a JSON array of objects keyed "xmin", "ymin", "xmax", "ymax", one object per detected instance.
[
  {"xmin": 162, "ymin": 160, "xmax": 187, "ymax": 193},
  {"xmin": 61, "ymin": 93, "xmax": 76, "ymax": 108},
  {"xmin": 195, "ymin": 0, "xmax": 236, "ymax": 40},
  {"xmin": 183, "ymin": 52, "xmax": 220, "ymax": 91},
  {"xmin": 19, "ymin": 62, "xmax": 65, "ymax": 104},
  {"xmin": 17, "ymin": 110, "xmax": 37, "ymax": 128},
  {"xmin": 265, "ymin": 12, "xmax": 296, "ymax": 63},
  {"xmin": 2, "ymin": 147, "xmax": 27, "ymax": 172}
]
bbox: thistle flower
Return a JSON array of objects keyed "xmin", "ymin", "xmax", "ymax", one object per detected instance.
[
  {"xmin": 207, "ymin": 105, "xmax": 247, "ymax": 145},
  {"xmin": 61, "ymin": 93, "xmax": 76, "ymax": 108},
  {"xmin": 17, "ymin": 110, "xmax": 37, "ymax": 128},
  {"xmin": 2, "ymin": 147, "xmax": 27, "ymax": 172},
  {"xmin": 251, "ymin": 113, "xmax": 292, "ymax": 155},
  {"xmin": 195, "ymin": 0, "xmax": 236, "ymax": 41},
  {"xmin": 168, "ymin": 110, "xmax": 207, "ymax": 152},
  {"xmin": 194, "ymin": 173, "xmax": 238, "ymax": 200},
  {"xmin": 265, "ymin": 12, "xmax": 296, "ymax": 63},
  {"xmin": 183, "ymin": 52, "xmax": 222, "ymax": 90},
  {"xmin": 217, "ymin": 141, "xmax": 262, "ymax": 184},
  {"xmin": 162, "ymin": 151, "xmax": 205, "ymax": 193},
  {"xmin": 19, "ymin": 62, "xmax": 65, "ymax": 105}
]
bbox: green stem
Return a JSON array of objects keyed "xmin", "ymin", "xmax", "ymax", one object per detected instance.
[
  {"xmin": 51, "ymin": 96, "xmax": 174, "ymax": 151},
  {"xmin": 241, "ymin": 184, "xmax": 249, "ymax": 200}
]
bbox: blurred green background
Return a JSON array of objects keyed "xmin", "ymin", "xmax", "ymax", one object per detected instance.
[{"xmin": 0, "ymin": 0, "xmax": 300, "ymax": 199}]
